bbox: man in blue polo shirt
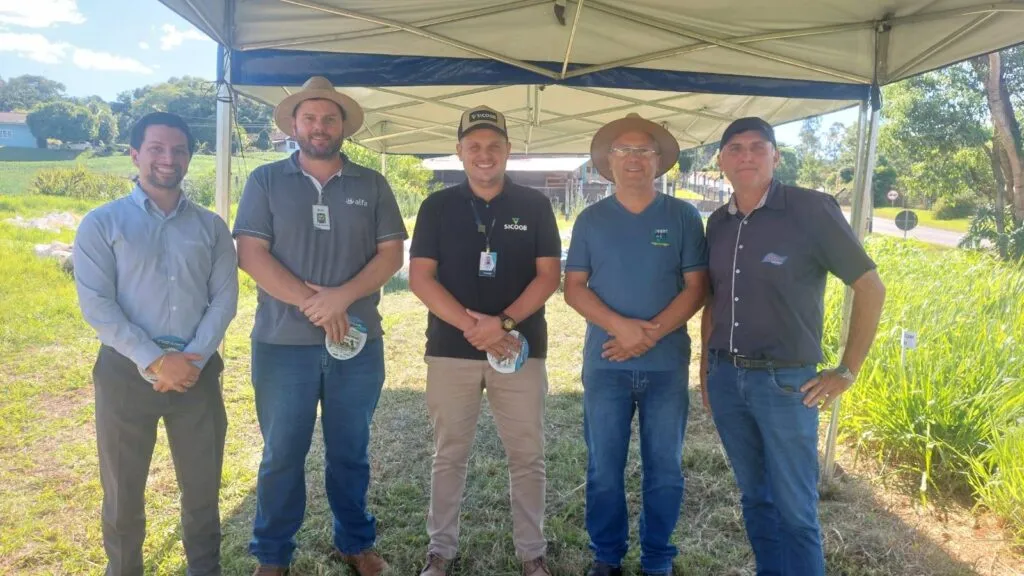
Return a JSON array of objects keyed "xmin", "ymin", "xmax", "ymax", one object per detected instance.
[
  {"xmin": 564, "ymin": 114, "xmax": 709, "ymax": 576},
  {"xmin": 700, "ymin": 117, "xmax": 886, "ymax": 576}
]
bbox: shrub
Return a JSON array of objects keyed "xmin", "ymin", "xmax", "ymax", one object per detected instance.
[
  {"xmin": 933, "ymin": 193, "xmax": 978, "ymax": 220},
  {"xmin": 31, "ymin": 166, "xmax": 132, "ymax": 201},
  {"xmin": 182, "ymin": 169, "xmax": 216, "ymax": 208}
]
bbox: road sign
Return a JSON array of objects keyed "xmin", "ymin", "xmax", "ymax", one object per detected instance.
[
  {"xmin": 894, "ymin": 210, "xmax": 918, "ymax": 232},
  {"xmin": 887, "ymin": 190, "xmax": 899, "ymax": 201}
]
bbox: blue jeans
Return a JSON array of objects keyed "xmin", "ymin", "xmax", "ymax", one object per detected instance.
[
  {"xmin": 582, "ymin": 367, "xmax": 688, "ymax": 574},
  {"xmin": 707, "ymin": 353, "xmax": 824, "ymax": 576},
  {"xmin": 248, "ymin": 338, "xmax": 385, "ymax": 566}
]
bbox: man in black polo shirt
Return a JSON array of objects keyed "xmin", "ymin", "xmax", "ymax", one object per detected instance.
[
  {"xmin": 409, "ymin": 106, "xmax": 562, "ymax": 576},
  {"xmin": 700, "ymin": 117, "xmax": 886, "ymax": 575}
]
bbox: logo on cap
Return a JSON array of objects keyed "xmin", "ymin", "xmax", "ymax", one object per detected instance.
[{"xmin": 470, "ymin": 110, "xmax": 499, "ymax": 123}]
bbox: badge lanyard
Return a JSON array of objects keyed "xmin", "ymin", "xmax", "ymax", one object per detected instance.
[
  {"xmin": 311, "ymin": 179, "xmax": 332, "ymax": 231},
  {"xmin": 470, "ymin": 198, "xmax": 498, "ymax": 277}
]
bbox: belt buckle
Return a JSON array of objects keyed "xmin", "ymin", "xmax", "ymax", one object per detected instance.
[{"xmin": 731, "ymin": 353, "xmax": 745, "ymax": 368}]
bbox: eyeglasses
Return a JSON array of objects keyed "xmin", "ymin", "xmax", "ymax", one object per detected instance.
[{"xmin": 609, "ymin": 146, "xmax": 659, "ymax": 158}]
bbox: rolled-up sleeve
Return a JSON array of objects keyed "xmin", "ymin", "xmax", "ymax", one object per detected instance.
[
  {"xmin": 183, "ymin": 216, "xmax": 239, "ymax": 367},
  {"xmin": 73, "ymin": 213, "xmax": 163, "ymax": 371}
]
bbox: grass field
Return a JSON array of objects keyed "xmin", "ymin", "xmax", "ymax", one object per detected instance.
[
  {"xmin": 873, "ymin": 206, "xmax": 971, "ymax": 233},
  {"xmin": 1, "ymin": 191, "xmax": 1022, "ymax": 574},
  {"xmin": 0, "ymin": 149, "xmax": 285, "ymax": 197}
]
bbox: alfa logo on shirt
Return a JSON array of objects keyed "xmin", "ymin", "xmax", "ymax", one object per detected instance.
[
  {"xmin": 504, "ymin": 217, "xmax": 528, "ymax": 231},
  {"xmin": 346, "ymin": 198, "xmax": 369, "ymax": 207},
  {"xmin": 651, "ymin": 229, "xmax": 669, "ymax": 247},
  {"xmin": 762, "ymin": 252, "xmax": 788, "ymax": 266}
]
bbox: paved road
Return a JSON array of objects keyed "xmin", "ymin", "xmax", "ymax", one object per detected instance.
[{"xmin": 845, "ymin": 211, "xmax": 965, "ymax": 247}]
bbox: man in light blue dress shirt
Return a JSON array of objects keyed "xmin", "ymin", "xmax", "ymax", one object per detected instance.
[{"xmin": 74, "ymin": 112, "xmax": 238, "ymax": 576}]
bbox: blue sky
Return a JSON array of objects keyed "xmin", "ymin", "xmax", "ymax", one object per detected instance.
[
  {"xmin": 0, "ymin": 0, "xmax": 217, "ymax": 100},
  {"xmin": 0, "ymin": 0, "xmax": 854, "ymax": 145}
]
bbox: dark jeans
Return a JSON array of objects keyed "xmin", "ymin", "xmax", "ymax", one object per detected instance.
[
  {"xmin": 707, "ymin": 353, "xmax": 825, "ymax": 576},
  {"xmin": 582, "ymin": 366, "xmax": 689, "ymax": 575},
  {"xmin": 248, "ymin": 338, "xmax": 386, "ymax": 566},
  {"xmin": 93, "ymin": 345, "xmax": 227, "ymax": 576}
]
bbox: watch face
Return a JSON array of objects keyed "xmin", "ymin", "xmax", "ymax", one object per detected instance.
[{"xmin": 502, "ymin": 318, "xmax": 515, "ymax": 330}]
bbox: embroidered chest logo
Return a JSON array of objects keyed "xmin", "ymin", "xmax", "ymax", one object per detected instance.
[
  {"xmin": 346, "ymin": 198, "xmax": 369, "ymax": 207},
  {"xmin": 762, "ymin": 252, "xmax": 788, "ymax": 266},
  {"xmin": 651, "ymin": 229, "xmax": 670, "ymax": 247},
  {"xmin": 504, "ymin": 217, "xmax": 528, "ymax": 231}
]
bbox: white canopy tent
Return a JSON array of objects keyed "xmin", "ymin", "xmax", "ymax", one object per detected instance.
[{"xmin": 155, "ymin": 0, "xmax": 1024, "ymax": 481}]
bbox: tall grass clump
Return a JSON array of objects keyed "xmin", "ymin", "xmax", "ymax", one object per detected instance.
[{"xmin": 822, "ymin": 237, "xmax": 1024, "ymax": 537}]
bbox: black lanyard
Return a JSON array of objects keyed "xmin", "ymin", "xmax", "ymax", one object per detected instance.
[{"xmin": 469, "ymin": 198, "xmax": 497, "ymax": 252}]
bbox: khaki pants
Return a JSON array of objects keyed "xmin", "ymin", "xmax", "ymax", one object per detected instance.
[{"xmin": 425, "ymin": 356, "xmax": 548, "ymax": 561}]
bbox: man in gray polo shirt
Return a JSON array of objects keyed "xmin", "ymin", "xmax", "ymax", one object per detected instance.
[
  {"xmin": 233, "ymin": 76, "xmax": 407, "ymax": 576},
  {"xmin": 700, "ymin": 117, "xmax": 886, "ymax": 575}
]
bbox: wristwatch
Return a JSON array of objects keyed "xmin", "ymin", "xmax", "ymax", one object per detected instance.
[
  {"xmin": 499, "ymin": 313, "xmax": 517, "ymax": 332},
  {"xmin": 833, "ymin": 364, "xmax": 856, "ymax": 383}
]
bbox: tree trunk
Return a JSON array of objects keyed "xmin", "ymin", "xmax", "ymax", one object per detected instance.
[
  {"xmin": 985, "ymin": 142, "xmax": 1008, "ymax": 258},
  {"xmin": 984, "ymin": 51, "xmax": 1024, "ymax": 224}
]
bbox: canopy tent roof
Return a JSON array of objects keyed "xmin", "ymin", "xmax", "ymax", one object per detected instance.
[{"xmin": 157, "ymin": 0, "xmax": 1024, "ymax": 154}]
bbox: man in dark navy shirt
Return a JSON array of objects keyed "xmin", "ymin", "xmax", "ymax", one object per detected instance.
[
  {"xmin": 700, "ymin": 117, "xmax": 886, "ymax": 576},
  {"xmin": 409, "ymin": 106, "xmax": 561, "ymax": 576}
]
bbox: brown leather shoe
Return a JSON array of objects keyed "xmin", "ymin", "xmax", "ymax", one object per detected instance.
[
  {"xmin": 523, "ymin": 556, "xmax": 552, "ymax": 576},
  {"xmin": 339, "ymin": 548, "xmax": 389, "ymax": 576},
  {"xmin": 252, "ymin": 566, "xmax": 289, "ymax": 576},
  {"xmin": 419, "ymin": 552, "xmax": 448, "ymax": 575}
]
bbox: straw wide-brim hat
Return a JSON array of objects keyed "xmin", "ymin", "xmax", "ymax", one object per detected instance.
[
  {"xmin": 590, "ymin": 113, "xmax": 680, "ymax": 182},
  {"xmin": 273, "ymin": 76, "xmax": 364, "ymax": 139}
]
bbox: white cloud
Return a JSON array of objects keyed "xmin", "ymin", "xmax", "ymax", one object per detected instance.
[
  {"xmin": 159, "ymin": 24, "xmax": 209, "ymax": 51},
  {"xmin": 0, "ymin": 32, "xmax": 70, "ymax": 63},
  {"xmin": 0, "ymin": 31, "xmax": 152, "ymax": 74},
  {"xmin": 72, "ymin": 48, "xmax": 152, "ymax": 74},
  {"xmin": 0, "ymin": 0, "xmax": 86, "ymax": 28},
  {"xmin": 138, "ymin": 41, "xmax": 150, "ymax": 50}
]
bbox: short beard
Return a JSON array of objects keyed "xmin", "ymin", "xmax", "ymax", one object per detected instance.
[
  {"xmin": 297, "ymin": 133, "xmax": 343, "ymax": 160},
  {"xmin": 145, "ymin": 168, "xmax": 183, "ymax": 191}
]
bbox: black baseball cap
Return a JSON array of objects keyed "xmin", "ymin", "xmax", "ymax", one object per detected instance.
[{"xmin": 719, "ymin": 117, "xmax": 776, "ymax": 150}]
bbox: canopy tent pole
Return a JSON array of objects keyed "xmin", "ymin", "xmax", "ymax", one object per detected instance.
[
  {"xmin": 215, "ymin": 44, "xmax": 233, "ymax": 225},
  {"xmin": 822, "ymin": 17, "xmax": 889, "ymax": 485}
]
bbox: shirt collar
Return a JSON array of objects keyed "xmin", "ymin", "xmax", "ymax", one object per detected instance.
[
  {"xmin": 459, "ymin": 175, "xmax": 514, "ymax": 201},
  {"xmin": 283, "ymin": 151, "xmax": 361, "ymax": 178},
  {"xmin": 727, "ymin": 179, "xmax": 784, "ymax": 215},
  {"xmin": 130, "ymin": 182, "xmax": 189, "ymax": 217}
]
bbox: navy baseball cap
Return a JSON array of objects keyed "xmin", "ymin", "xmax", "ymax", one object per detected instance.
[{"xmin": 720, "ymin": 117, "xmax": 776, "ymax": 150}]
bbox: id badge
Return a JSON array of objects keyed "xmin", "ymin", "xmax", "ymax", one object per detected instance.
[
  {"xmin": 312, "ymin": 204, "xmax": 331, "ymax": 230},
  {"xmin": 479, "ymin": 251, "xmax": 497, "ymax": 277}
]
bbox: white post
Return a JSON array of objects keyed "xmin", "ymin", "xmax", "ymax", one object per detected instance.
[
  {"xmin": 822, "ymin": 96, "xmax": 880, "ymax": 484},
  {"xmin": 215, "ymin": 49, "xmax": 232, "ymax": 225}
]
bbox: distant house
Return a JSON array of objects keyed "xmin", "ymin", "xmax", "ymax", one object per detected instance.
[
  {"xmin": 0, "ymin": 112, "xmax": 37, "ymax": 148},
  {"xmin": 270, "ymin": 130, "xmax": 299, "ymax": 153},
  {"xmin": 422, "ymin": 155, "xmax": 613, "ymax": 215}
]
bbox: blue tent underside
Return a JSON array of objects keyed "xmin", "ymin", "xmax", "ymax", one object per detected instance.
[{"xmin": 225, "ymin": 48, "xmax": 871, "ymax": 102}]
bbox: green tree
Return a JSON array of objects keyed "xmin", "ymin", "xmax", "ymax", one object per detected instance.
[
  {"xmin": 255, "ymin": 130, "xmax": 272, "ymax": 151},
  {"xmin": 115, "ymin": 77, "xmax": 274, "ymax": 152},
  {"xmin": 776, "ymin": 146, "xmax": 800, "ymax": 185},
  {"xmin": 26, "ymin": 101, "xmax": 98, "ymax": 147},
  {"xmin": 96, "ymin": 113, "xmax": 119, "ymax": 146},
  {"xmin": 796, "ymin": 117, "xmax": 827, "ymax": 189},
  {"xmin": 0, "ymin": 75, "xmax": 66, "ymax": 112}
]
